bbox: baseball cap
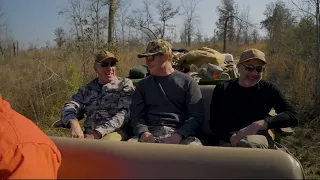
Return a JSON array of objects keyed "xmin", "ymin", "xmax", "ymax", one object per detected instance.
[
  {"xmin": 95, "ymin": 50, "xmax": 118, "ymax": 63},
  {"xmin": 238, "ymin": 48, "xmax": 266, "ymax": 64},
  {"xmin": 137, "ymin": 39, "xmax": 172, "ymax": 58}
]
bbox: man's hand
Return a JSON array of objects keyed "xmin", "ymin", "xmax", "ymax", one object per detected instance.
[
  {"xmin": 84, "ymin": 130, "xmax": 102, "ymax": 139},
  {"xmin": 92, "ymin": 130, "xmax": 102, "ymax": 139},
  {"xmin": 70, "ymin": 120, "xmax": 84, "ymax": 138},
  {"xmin": 139, "ymin": 132, "xmax": 155, "ymax": 143},
  {"xmin": 160, "ymin": 133, "xmax": 183, "ymax": 144},
  {"xmin": 230, "ymin": 120, "xmax": 268, "ymax": 146}
]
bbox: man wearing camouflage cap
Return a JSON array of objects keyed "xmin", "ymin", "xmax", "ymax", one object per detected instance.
[
  {"xmin": 209, "ymin": 48, "xmax": 298, "ymax": 149},
  {"xmin": 56, "ymin": 50, "xmax": 134, "ymax": 141},
  {"xmin": 128, "ymin": 39, "xmax": 204, "ymax": 145}
]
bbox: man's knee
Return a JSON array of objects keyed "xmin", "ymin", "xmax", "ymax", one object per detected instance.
[
  {"xmin": 237, "ymin": 135, "xmax": 270, "ymax": 149},
  {"xmin": 180, "ymin": 136, "xmax": 203, "ymax": 146}
]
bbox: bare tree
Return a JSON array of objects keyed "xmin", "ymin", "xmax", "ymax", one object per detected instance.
[
  {"xmin": 128, "ymin": 0, "xmax": 179, "ymax": 42},
  {"xmin": 242, "ymin": 6, "xmax": 251, "ymax": 44},
  {"xmin": 290, "ymin": 0, "xmax": 316, "ymax": 18},
  {"xmin": 86, "ymin": 0, "xmax": 108, "ymax": 51},
  {"xmin": 58, "ymin": 0, "xmax": 95, "ymax": 82},
  {"xmin": 251, "ymin": 29, "xmax": 259, "ymax": 43},
  {"xmin": 137, "ymin": 1, "xmax": 155, "ymax": 39},
  {"xmin": 155, "ymin": 0, "xmax": 179, "ymax": 39},
  {"xmin": 179, "ymin": 22, "xmax": 187, "ymax": 44},
  {"xmin": 127, "ymin": 0, "xmax": 157, "ymax": 41},
  {"xmin": 0, "ymin": 0, "xmax": 5, "ymax": 56},
  {"xmin": 0, "ymin": 0, "xmax": 6, "ymax": 36},
  {"xmin": 194, "ymin": 28, "xmax": 203, "ymax": 43},
  {"xmin": 59, "ymin": 0, "xmax": 88, "ymax": 40},
  {"xmin": 215, "ymin": 0, "xmax": 238, "ymax": 43},
  {"xmin": 116, "ymin": 0, "xmax": 131, "ymax": 46},
  {"xmin": 235, "ymin": 13, "xmax": 243, "ymax": 44},
  {"xmin": 235, "ymin": 5, "xmax": 250, "ymax": 44},
  {"xmin": 45, "ymin": 40, "xmax": 52, "ymax": 50},
  {"xmin": 180, "ymin": 0, "xmax": 201, "ymax": 46},
  {"xmin": 108, "ymin": 0, "xmax": 117, "ymax": 50},
  {"xmin": 54, "ymin": 27, "xmax": 66, "ymax": 48},
  {"xmin": 316, "ymin": 0, "xmax": 320, "ymax": 108},
  {"xmin": 0, "ymin": 0, "xmax": 11, "ymax": 56}
]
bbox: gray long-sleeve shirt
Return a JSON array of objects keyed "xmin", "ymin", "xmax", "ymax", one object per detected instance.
[{"xmin": 130, "ymin": 70, "xmax": 205, "ymax": 138}]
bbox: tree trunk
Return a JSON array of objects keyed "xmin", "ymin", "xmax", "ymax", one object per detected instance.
[
  {"xmin": 96, "ymin": 1, "xmax": 100, "ymax": 51},
  {"xmin": 108, "ymin": 0, "xmax": 115, "ymax": 50},
  {"xmin": 223, "ymin": 16, "xmax": 231, "ymax": 53},
  {"xmin": 161, "ymin": 21, "xmax": 166, "ymax": 39},
  {"xmin": 315, "ymin": 0, "xmax": 320, "ymax": 107},
  {"xmin": 187, "ymin": 24, "xmax": 191, "ymax": 47}
]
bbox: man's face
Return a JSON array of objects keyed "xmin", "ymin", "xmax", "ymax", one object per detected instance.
[
  {"xmin": 94, "ymin": 58, "xmax": 117, "ymax": 84},
  {"xmin": 237, "ymin": 59, "xmax": 266, "ymax": 87},
  {"xmin": 145, "ymin": 55, "xmax": 167, "ymax": 75}
]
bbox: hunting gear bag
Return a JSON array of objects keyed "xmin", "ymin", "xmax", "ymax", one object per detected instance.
[
  {"xmin": 178, "ymin": 47, "xmax": 226, "ymax": 69},
  {"xmin": 128, "ymin": 65, "xmax": 150, "ymax": 79},
  {"xmin": 175, "ymin": 47, "xmax": 229, "ymax": 80}
]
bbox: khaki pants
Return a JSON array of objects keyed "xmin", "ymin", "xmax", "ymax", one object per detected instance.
[
  {"xmin": 127, "ymin": 126, "xmax": 202, "ymax": 145},
  {"xmin": 127, "ymin": 135, "xmax": 202, "ymax": 145},
  {"xmin": 219, "ymin": 135, "xmax": 275, "ymax": 149},
  {"xmin": 100, "ymin": 129, "xmax": 129, "ymax": 141},
  {"xmin": 219, "ymin": 134, "xmax": 298, "ymax": 168},
  {"xmin": 85, "ymin": 129, "xmax": 129, "ymax": 141},
  {"xmin": 218, "ymin": 134, "xmax": 293, "ymax": 154}
]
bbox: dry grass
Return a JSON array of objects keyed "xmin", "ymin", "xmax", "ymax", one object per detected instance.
[
  {"xmin": 0, "ymin": 42, "xmax": 319, "ymax": 179},
  {"xmin": 283, "ymin": 119, "xmax": 320, "ymax": 179}
]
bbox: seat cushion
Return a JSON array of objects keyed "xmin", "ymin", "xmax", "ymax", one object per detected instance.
[{"xmin": 199, "ymin": 85, "xmax": 215, "ymax": 136}]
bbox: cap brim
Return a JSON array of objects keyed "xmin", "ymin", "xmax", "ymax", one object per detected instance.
[
  {"xmin": 98, "ymin": 57, "xmax": 118, "ymax": 62},
  {"xmin": 238, "ymin": 57, "xmax": 266, "ymax": 65},
  {"xmin": 137, "ymin": 52, "xmax": 157, "ymax": 58}
]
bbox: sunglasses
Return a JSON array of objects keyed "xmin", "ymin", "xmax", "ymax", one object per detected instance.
[
  {"xmin": 146, "ymin": 54, "xmax": 163, "ymax": 62},
  {"xmin": 146, "ymin": 56, "xmax": 154, "ymax": 62},
  {"xmin": 241, "ymin": 64, "xmax": 265, "ymax": 73},
  {"xmin": 97, "ymin": 61, "xmax": 116, "ymax": 67}
]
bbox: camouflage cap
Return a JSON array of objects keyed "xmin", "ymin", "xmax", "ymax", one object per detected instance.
[
  {"xmin": 95, "ymin": 50, "xmax": 118, "ymax": 63},
  {"xmin": 239, "ymin": 48, "xmax": 266, "ymax": 64},
  {"xmin": 137, "ymin": 39, "xmax": 172, "ymax": 58}
]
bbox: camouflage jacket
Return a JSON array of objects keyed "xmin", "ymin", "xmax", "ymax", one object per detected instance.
[{"xmin": 61, "ymin": 77, "xmax": 135, "ymax": 137}]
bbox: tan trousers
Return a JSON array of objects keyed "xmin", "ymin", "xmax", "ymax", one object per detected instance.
[
  {"xmin": 84, "ymin": 129, "xmax": 129, "ymax": 141},
  {"xmin": 100, "ymin": 129, "xmax": 129, "ymax": 141},
  {"xmin": 218, "ymin": 135, "xmax": 275, "ymax": 149}
]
